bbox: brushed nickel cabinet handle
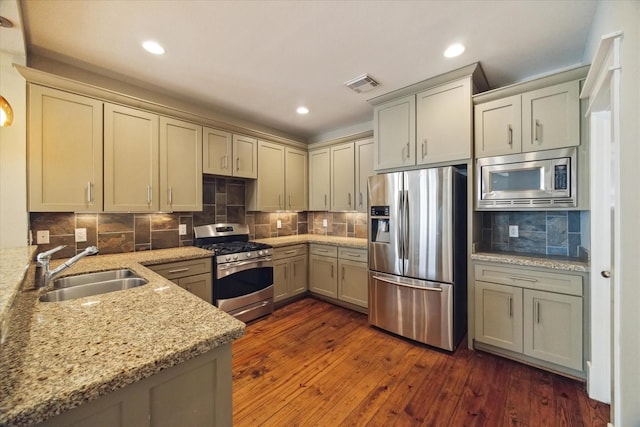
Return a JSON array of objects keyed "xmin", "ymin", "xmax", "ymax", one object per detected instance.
[
  {"xmin": 289, "ymin": 194, "xmax": 292, "ymax": 209},
  {"xmin": 422, "ymin": 139, "xmax": 427, "ymax": 158},
  {"xmin": 509, "ymin": 296, "xmax": 512, "ymax": 317},
  {"xmin": 331, "ymin": 264, "xmax": 334, "ymax": 278},
  {"xmin": 236, "ymin": 157, "xmax": 240, "ymax": 171},
  {"xmin": 536, "ymin": 301, "xmax": 541, "ymax": 324},
  {"xmin": 348, "ymin": 192, "xmax": 352, "ymax": 207},
  {"xmin": 359, "ymin": 192, "xmax": 363, "ymax": 207},
  {"xmin": 405, "ymin": 141, "xmax": 410, "ymax": 159},
  {"xmin": 147, "ymin": 185, "xmax": 152, "ymax": 204},
  {"xmin": 284, "ymin": 250, "xmax": 297, "ymax": 255},
  {"xmin": 168, "ymin": 186, "xmax": 173, "ymax": 205},
  {"xmin": 342, "ymin": 266, "xmax": 345, "ymax": 280},
  {"xmin": 87, "ymin": 181, "xmax": 92, "ymax": 203},
  {"xmin": 168, "ymin": 267, "xmax": 189, "ymax": 274},
  {"xmin": 534, "ymin": 119, "xmax": 541, "ymax": 143},
  {"xmin": 324, "ymin": 194, "xmax": 327, "ymax": 207},
  {"xmin": 510, "ymin": 276, "xmax": 538, "ymax": 283},
  {"xmin": 508, "ymin": 125, "xmax": 513, "ymax": 146}
]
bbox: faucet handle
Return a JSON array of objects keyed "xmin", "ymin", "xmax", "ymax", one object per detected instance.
[{"xmin": 36, "ymin": 245, "xmax": 66, "ymax": 262}]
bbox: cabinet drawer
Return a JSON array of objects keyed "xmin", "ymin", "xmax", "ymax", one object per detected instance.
[
  {"xmin": 148, "ymin": 258, "xmax": 212, "ymax": 280},
  {"xmin": 338, "ymin": 247, "xmax": 367, "ymax": 263},
  {"xmin": 309, "ymin": 244, "xmax": 337, "ymax": 257},
  {"xmin": 474, "ymin": 263, "xmax": 582, "ymax": 296},
  {"xmin": 274, "ymin": 244, "xmax": 307, "ymax": 260}
]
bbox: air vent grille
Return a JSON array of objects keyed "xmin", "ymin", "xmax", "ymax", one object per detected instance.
[{"xmin": 344, "ymin": 74, "xmax": 380, "ymax": 93}]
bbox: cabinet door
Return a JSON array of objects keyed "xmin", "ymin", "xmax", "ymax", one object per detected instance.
[
  {"xmin": 416, "ymin": 78, "xmax": 472, "ymax": 165},
  {"xmin": 104, "ymin": 104, "xmax": 159, "ymax": 211},
  {"xmin": 474, "ymin": 95, "xmax": 522, "ymax": 157},
  {"xmin": 373, "ymin": 95, "xmax": 415, "ymax": 170},
  {"xmin": 285, "ymin": 147, "xmax": 308, "ymax": 210},
  {"xmin": 160, "ymin": 117, "xmax": 202, "ymax": 212},
  {"xmin": 338, "ymin": 259, "xmax": 368, "ymax": 308},
  {"xmin": 354, "ymin": 138, "xmax": 374, "ymax": 213},
  {"xmin": 28, "ymin": 85, "xmax": 104, "ymax": 211},
  {"xmin": 309, "ymin": 254, "xmax": 337, "ymax": 298},
  {"xmin": 308, "ymin": 148, "xmax": 330, "ymax": 211},
  {"xmin": 232, "ymin": 135, "xmax": 258, "ymax": 178},
  {"xmin": 255, "ymin": 140, "xmax": 285, "ymax": 211},
  {"xmin": 290, "ymin": 254, "xmax": 308, "ymax": 296},
  {"xmin": 523, "ymin": 289, "xmax": 583, "ymax": 370},
  {"xmin": 330, "ymin": 142, "xmax": 355, "ymax": 211},
  {"xmin": 273, "ymin": 258, "xmax": 289, "ymax": 302},
  {"xmin": 178, "ymin": 273, "xmax": 213, "ymax": 304},
  {"xmin": 474, "ymin": 281, "xmax": 523, "ymax": 352},
  {"xmin": 522, "ymin": 80, "xmax": 580, "ymax": 152},
  {"xmin": 203, "ymin": 127, "xmax": 232, "ymax": 176}
]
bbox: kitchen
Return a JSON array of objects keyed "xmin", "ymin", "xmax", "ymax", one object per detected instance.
[{"xmin": 0, "ymin": 1, "xmax": 639, "ymax": 426}]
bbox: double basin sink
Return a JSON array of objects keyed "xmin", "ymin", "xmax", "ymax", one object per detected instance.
[{"xmin": 39, "ymin": 269, "xmax": 148, "ymax": 302}]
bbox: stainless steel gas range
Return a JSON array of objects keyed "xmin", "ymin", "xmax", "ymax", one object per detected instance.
[{"xmin": 194, "ymin": 223, "xmax": 274, "ymax": 323}]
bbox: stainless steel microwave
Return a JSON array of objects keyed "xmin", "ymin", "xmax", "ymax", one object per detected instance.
[{"xmin": 476, "ymin": 147, "xmax": 577, "ymax": 209}]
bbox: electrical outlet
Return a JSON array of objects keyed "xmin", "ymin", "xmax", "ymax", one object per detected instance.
[
  {"xmin": 75, "ymin": 228, "xmax": 87, "ymax": 242},
  {"xmin": 322, "ymin": 219, "xmax": 328, "ymax": 227},
  {"xmin": 509, "ymin": 225, "xmax": 519, "ymax": 238},
  {"xmin": 36, "ymin": 230, "xmax": 50, "ymax": 244},
  {"xmin": 179, "ymin": 224, "xmax": 187, "ymax": 235},
  {"xmin": 276, "ymin": 219, "xmax": 282, "ymax": 229}
]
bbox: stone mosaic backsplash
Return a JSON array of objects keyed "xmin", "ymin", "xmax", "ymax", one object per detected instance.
[
  {"xmin": 29, "ymin": 176, "xmax": 368, "ymax": 259},
  {"xmin": 480, "ymin": 211, "xmax": 590, "ymax": 258}
]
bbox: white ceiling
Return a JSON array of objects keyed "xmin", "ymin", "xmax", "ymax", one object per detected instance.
[{"xmin": 19, "ymin": 0, "xmax": 598, "ymax": 141}]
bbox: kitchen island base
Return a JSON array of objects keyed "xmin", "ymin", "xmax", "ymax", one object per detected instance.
[{"xmin": 38, "ymin": 344, "xmax": 232, "ymax": 427}]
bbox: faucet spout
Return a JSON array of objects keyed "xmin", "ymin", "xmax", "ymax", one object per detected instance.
[{"xmin": 35, "ymin": 245, "xmax": 99, "ymax": 288}]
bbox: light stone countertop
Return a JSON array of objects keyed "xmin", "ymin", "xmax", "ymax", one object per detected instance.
[
  {"xmin": 0, "ymin": 247, "xmax": 244, "ymax": 427},
  {"xmin": 471, "ymin": 251, "xmax": 589, "ymax": 273},
  {"xmin": 0, "ymin": 246, "xmax": 38, "ymax": 343},
  {"xmin": 253, "ymin": 234, "xmax": 367, "ymax": 249}
]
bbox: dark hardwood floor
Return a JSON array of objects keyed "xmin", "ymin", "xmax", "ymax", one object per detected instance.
[{"xmin": 232, "ymin": 298, "xmax": 609, "ymax": 426}]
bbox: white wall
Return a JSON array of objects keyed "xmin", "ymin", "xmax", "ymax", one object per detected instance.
[
  {"xmin": 0, "ymin": 50, "xmax": 28, "ymax": 248},
  {"xmin": 583, "ymin": 1, "xmax": 640, "ymax": 425}
]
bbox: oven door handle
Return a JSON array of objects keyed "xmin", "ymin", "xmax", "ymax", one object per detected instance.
[{"xmin": 217, "ymin": 258, "xmax": 273, "ymax": 278}]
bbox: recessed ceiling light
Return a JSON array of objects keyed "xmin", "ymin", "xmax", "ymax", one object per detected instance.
[
  {"xmin": 296, "ymin": 106, "xmax": 309, "ymax": 115},
  {"xmin": 142, "ymin": 40, "xmax": 165, "ymax": 55},
  {"xmin": 444, "ymin": 43, "xmax": 465, "ymax": 58}
]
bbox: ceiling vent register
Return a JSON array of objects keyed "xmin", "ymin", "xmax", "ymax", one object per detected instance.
[{"xmin": 344, "ymin": 74, "xmax": 380, "ymax": 93}]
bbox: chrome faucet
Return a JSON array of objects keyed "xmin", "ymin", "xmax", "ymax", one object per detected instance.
[{"xmin": 35, "ymin": 245, "xmax": 99, "ymax": 288}]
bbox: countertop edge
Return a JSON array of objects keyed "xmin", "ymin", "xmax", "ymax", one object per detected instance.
[
  {"xmin": 471, "ymin": 252, "xmax": 590, "ymax": 272},
  {"xmin": 252, "ymin": 234, "xmax": 367, "ymax": 249}
]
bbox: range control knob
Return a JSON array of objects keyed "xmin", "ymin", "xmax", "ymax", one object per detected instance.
[
  {"xmin": 246, "ymin": 252, "xmax": 252, "ymax": 258},
  {"xmin": 232, "ymin": 254, "xmax": 238, "ymax": 261},
  {"xmin": 225, "ymin": 256, "xmax": 231, "ymax": 262},
  {"xmin": 258, "ymin": 250, "xmax": 264, "ymax": 256}
]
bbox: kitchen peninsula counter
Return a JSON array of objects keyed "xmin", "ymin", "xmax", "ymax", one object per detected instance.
[
  {"xmin": 0, "ymin": 247, "xmax": 244, "ymax": 427},
  {"xmin": 471, "ymin": 251, "xmax": 589, "ymax": 272},
  {"xmin": 253, "ymin": 234, "xmax": 367, "ymax": 249}
]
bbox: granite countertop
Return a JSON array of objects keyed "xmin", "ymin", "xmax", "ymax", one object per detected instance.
[
  {"xmin": 0, "ymin": 246, "xmax": 38, "ymax": 343},
  {"xmin": 471, "ymin": 251, "xmax": 589, "ymax": 273},
  {"xmin": 0, "ymin": 247, "xmax": 245, "ymax": 427},
  {"xmin": 253, "ymin": 234, "xmax": 367, "ymax": 249}
]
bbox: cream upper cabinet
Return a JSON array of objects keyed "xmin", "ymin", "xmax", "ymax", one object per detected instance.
[
  {"xmin": 284, "ymin": 146, "xmax": 308, "ymax": 211},
  {"xmin": 475, "ymin": 80, "xmax": 580, "ymax": 157},
  {"xmin": 373, "ymin": 95, "xmax": 415, "ymax": 170},
  {"xmin": 159, "ymin": 117, "xmax": 202, "ymax": 212},
  {"xmin": 308, "ymin": 148, "xmax": 330, "ymax": 211},
  {"xmin": 203, "ymin": 127, "xmax": 232, "ymax": 176},
  {"xmin": 354, "ymin": 138, "xmax": 373, "ymax": 213},
  {"xmin": 28, "ymin": 85, "xmax": 104, "ymax": 211},
  {"xmin": 474, "ymin": 95, "xmax": 522, "ymax": 157},
  {"xmin": 251, "ymin": 140, "xmax": 285, "ymax": 211},
  {"xmin": 521, "ymin": 80, "xmax": 580, "ymax": 152},
  {"xmin": 104, "ymin": 103, "xmax": 160, "ymax": 211},
  {"xmin": 330, "ymin": 142, "xmax": 355, "ymax": 211},
  {"xmin": 232, "ymin": 135, "xmax": 258, "ymax": 179},
  {"xmin": 416, "ymin": 78, "xmax": 472, "ymax": 164}
]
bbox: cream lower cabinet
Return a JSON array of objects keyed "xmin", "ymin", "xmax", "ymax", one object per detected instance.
[
  {"xmin": 39, "ymin": 344, "xmax": 231, "ymax": 427},
  {"xmin": 273, "ymin": 245, "xmax": 308, "ymax": 303},
  {"xmin": 308, "ymin": 244, "xmax": 338, "ymax": 298},
  {"xmin": 474, "ymin": 263, "xmax": 584, "ymax": 373},
  {"xmin": 148, "ymin": 258, "xmax": 213, "ymax": 304},
  {"xmin": 337, "ymin": 247, "xmax": 368, "ymax": 308},
  {"xmin": 28, "ymin": 84, "xmax": 104, "ymax": 211}
]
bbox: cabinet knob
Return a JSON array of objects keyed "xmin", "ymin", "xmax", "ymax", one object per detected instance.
[{"xmin": 601, "ymin": 270, "xmax": 611, "ymax": 279}]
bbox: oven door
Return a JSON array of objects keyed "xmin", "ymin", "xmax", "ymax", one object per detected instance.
[{"xmin": 215, "ymin": 258, "xmax": 274, "ymax": 321}]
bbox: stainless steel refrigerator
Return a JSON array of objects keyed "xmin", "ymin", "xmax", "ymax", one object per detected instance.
[{"xmin": 368, "ymin": 166, "xmax": 467, "ymax": 351}]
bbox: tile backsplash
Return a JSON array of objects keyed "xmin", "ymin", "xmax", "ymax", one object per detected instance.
[
  {"xmin": 30, "ymin": 176, "xmax": 368, "ymax": 259},
  {"xmin": 480, "ymin": 211, "xmax": 590, "ymax": 258}
]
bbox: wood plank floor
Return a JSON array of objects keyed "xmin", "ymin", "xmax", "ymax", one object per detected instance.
[{"xmin": 232, "ymin": 298, "xmax": 609, "ymax": 427}]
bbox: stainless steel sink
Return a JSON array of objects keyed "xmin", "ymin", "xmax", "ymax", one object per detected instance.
[
  {"xmin": 53, "ymin": 269, "xmax": 139, "ymax": 288},
  {"xmin": 40, "ymin": 277, "xmax": 148, "ymax": 302}
]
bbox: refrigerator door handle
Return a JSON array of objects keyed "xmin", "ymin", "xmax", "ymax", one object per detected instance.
[
  {"xmin": 397, "ymin": 190, "xmax": 404, "ymax": 260},
  {"xmin": 371, "ymin": 275, "xmax": 444, "ymax": 292},
  {"xmin": 403, "ymin": 190, "xmax": 410, "ymax": 260}
]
